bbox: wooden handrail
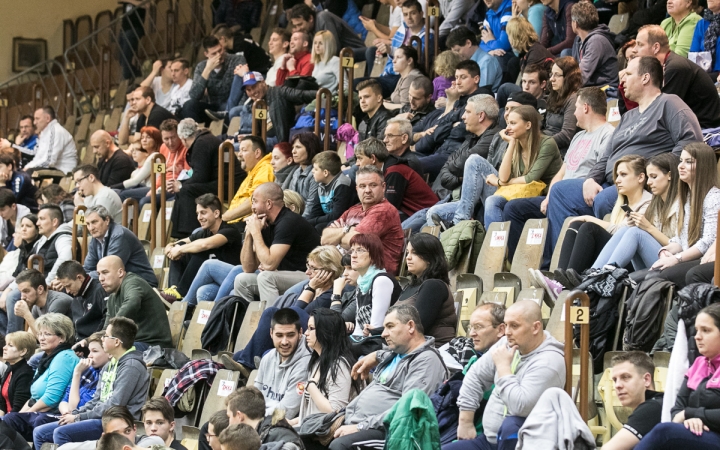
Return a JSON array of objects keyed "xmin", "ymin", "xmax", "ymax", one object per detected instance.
[
  {"xmin": 425, "ymin": 0, "xmax": 440, "ymax": 78},
  {"xmin": 150, "ymin": 153, "xmax": 167, "ymax": 249},
  {"xmin": 337, "ymin": 47, "xmax": 355, "ymax": 128},
  {"xmin": 217, "ymin": 141, "xmax": 237, "ymax": 206},
  {"xmin": 71, "ymin": 205, "xmax": 88, "ymax": 263},
  {"xmin": 564, "ymin": 289, "xmax": 591, "ymax": 421},
  {"xmin": 27, "ymin": 255, "xmax": 44, "ymax": 273},
  {"xmin": 314, "ymin": 88, "xmax": 332, "ymax": 152},
  {"xmin": 251, "ymin": 99, "xmax": 268, "ymax": 142},
  {"xmin": 122, "ymin": 198, "xmax": 139, "ymax": 236}
]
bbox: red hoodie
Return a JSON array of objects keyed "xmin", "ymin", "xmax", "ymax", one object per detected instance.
[{"xmin": 275, "ymin": 50, "xmax": 314, "ymax": 86}]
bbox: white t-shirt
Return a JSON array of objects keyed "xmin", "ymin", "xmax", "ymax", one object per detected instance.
[
  {"xmin": 150, "ymin": 77, "xmax": 173, "ymax": 110},
  {"xmin": 389, "ymin": 0, "xmax": 429, "ymax": 30},
  {"xmin": 168, "ymin": 79, "xmax": 193, "ymax": 115}
]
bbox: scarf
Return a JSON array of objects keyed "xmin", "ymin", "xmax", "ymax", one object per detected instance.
[
  {"xmin": 704, "ymin": 8, "xmax": 720, "ymax": 68},
  {"xmin": 686, "ymin": 353, "xmax": 720, "ymax": 390},
  {"xmin": 357, "ymin": 265, "xmax": 382, "ymax": 294},
  {"xmin": 33, "ymin": 342, "xmax": 73, "ymax": 383}
]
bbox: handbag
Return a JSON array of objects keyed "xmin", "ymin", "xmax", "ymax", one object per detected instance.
[
  {"xmin": 299, "ymin": 411, "xmax": 346, "ymax": 446},
  {"xmin": 494, "ymin": 180, "xmax": 546, "ymax": 201}
]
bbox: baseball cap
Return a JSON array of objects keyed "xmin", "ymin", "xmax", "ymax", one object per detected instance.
[
  {"xmin": 243, "ymin": 72, "xmax": 264, "ymax": 87},
  {"xmin": 506, "ymin": 91, "xmax": 538, "ymax": 109}
]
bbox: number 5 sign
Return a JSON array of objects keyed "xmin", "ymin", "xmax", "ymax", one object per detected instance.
[{"xmin": 153, "ymin": 163, "xmax": 166, "ymax": 174}]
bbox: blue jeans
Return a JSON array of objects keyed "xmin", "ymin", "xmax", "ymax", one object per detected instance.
[
  {"xmin": 635, "ymin": 422, "xmax": 720, "ymax": 450},
  {"xmin": 483, "ymin": 195, "xmax": 509, "ymax": 228},
  {"xmin": 592, "ymin": 226, "xmax": 662, "ymax": 270},
  {"xmin": 2, "ymin": 411, "xmax": 58, "ymax": 441},
  {"xmin": 5, "ymin": 288, "xmax": 22, "ymax": 333},
  {"xmin": 403, "ymin": 207, "xmax": 431, "ymax": 233},
  {"xmin": 502, "ymin": 196, "xmax": 548, "ymax": 262},
  {"xmin": 183, "ymin": 260, "xmax": 244, "ymax": 305},
  {"xmin": 228, "ymin": 75, "xmax": 245, "ymax": 113},
  {"xmin": 442, "ymin": 416, "xmax": 525, "ymax": 450},
  {"xmin": 427, "ymin": 155, "xmax": 498, "ymax": 226},
  {"xmin": 118, "ymin": 186, "xmax": 150, "ymax": 203},
  {"xmin": 33, "ymin": 419, "xmax": 103, "ymax": 449},
  {"xmin": 546, "ymin": 179, "xmax": 618, "ymax": 248}
]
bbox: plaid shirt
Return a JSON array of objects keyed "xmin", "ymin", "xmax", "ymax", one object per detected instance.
[{"xmin": 163, "ymin": 360, "xmax": 223, "ymax": 406}]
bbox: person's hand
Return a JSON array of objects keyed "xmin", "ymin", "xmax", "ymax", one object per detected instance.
[
  {"xmin": 14, "ymin": 300, "xmax": 31, "ymax": 320},
  {"xmin": 582, "ymin": 179, "xmax": 602, "ymax": 207},
  {"xmin": 376, "ymin": 42, "xmax": 388, "ymax": 55},
  {"xmin": 359, "ymin": 15, "xmax": 377, "ymax": 32},
  {"xmin": 345, "ymin": 322, "xmax": 355, "ymax": 334},
  {"xmin": 540, "ymin": 196, "xmax": 549, "ymax": 215},
  {"xmin": 72, "ymin": 339, "xmax": 88, "ymax": 351},
  {"xmin": 308, "ymin": 270, "xmax": 334, "ymax": 290},
  {"xmin": 0, "ymin": 138, "xmax": 11, "ymax": 150},
  {"xmin": 245, "ymin": 214, "xmax": 267, "ymax": 235},
  {"xmin": 457, "ymin": 422, "xmax": 477, "ymax": 440},
  {"xmin": 489, "ymin": 49, "xmax": 506, "ymax": 56},
  {"xmin": 425, "ymin": 125, "xmax": 438, "ymax": 137},
  {"xmin": 486, "ymin": 174, "xmax": 499, "ymax": 187},
  {"xmin": 58, "ymin": 414, "xmax": 78, "ymax": 426},
  {"xmin": 491, "ymin": 343, "xmax": 517, "ymax": 370},
  {"xmin": 172, "ymin": 180, "xmax": 182, "ymax": 192},
  {"xmin": 435, "ymin": 97, "xmax": 447, "ymax": 109},
  {"xmin": 362, "ymin": 324, "xmax": 371, "ymax": 336},
  {"xmin": 445, "ymin": 82, "xmax": 460, "ymax": 102},
  {"xmin": 0, "ymin": 170, "xmax": 10, "ymax": 183},
  {"xmin": 673, "ymin": 410, "xmax": 686, "ymax": 423},
  {"xmin": 329, "ymin": 218, "xmax": 345, "ymax": 228},
  {"xmin": 628, "ymin": 212, "xmax": 651, "ymax": 230},
  {"xmin": 168, "ymin": 245, "xmax": 182, "ymax": 260},
  {"xmin": 74, "ymin": 358, "xmax": 91, "ymax": 375},
  {"xmin": 234, "ymin": 63, "xmax": 249, "ymax": 78},
  {"xmin": 570, "ymin": 215, "xmax": 592, "ymax": 224},
  {"xmin": 512, "ymin": 1, "xmax": 522, "ymax": 16},
  {"xmin": 481, "ymin": 27, "xmax": 496, "ymax": 43},
  {"xmin": 651, "ymin": 255, "xmax": 679, "ymax": 271},
  {"xmin": 334, "ymin": 425, "xmax": 359, "ymax": 438},
  {"xmin": 12, "ymin": 231, "xmax": 22, "ymax": 249},
  {"xmin": 286, "ymin": 57, "xmax": 297, "ymax": 72},
  {"xmin": 684, "ymin": 418, "xmax": 709, "ymax": 436},
  {"xmin": 351, "ymin": 351, "xmax": 378, "ymax": 380},
  {"xmin": 333, "ymin": 275, "xmax": 347, "ymax": 295},
  {"xmin": 702, "ymin": 243, "xmax": 716, "ymax": 264},
  {"xmin": 205, "ymin": 54, "xmax": 222, "ymax": 72},
  {"xmin": 152, "ymin": 59, "xmax": 163, "ymax": 74},
  {"xmin": 47, "ymin": 278, "xmax": 62, "ymax": 291},
  {"xmin": 499, "ymin": 129, "xmax": 514, "ymax": 143},
  {"xmin": 73, "ymin": 191, "xmax": 84, "ymax": 207}
]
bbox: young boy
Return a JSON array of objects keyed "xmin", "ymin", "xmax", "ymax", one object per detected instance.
[
  {"xmin": 207, "ymin": 411, "xmax": 230, "ymax": 450},
  {"xmin": 307, "ymin": 151, "xmax": 354, "ymax": 232},
  {"xmin": 142, "ymin": 397, "xmax": 187, "ymax": 450},
  {"xmin": 218, "ymin": 424, "xmax": 261, "ymax": 450}
]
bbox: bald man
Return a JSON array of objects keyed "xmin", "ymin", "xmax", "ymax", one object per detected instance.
[
  {"xmin": 97, "ymin": 255, "xmax": 172, "ymax": 350},
  {"xmin": 92, "ymin": 130, "xmax": 135, "ymax": 188},
  {"xmin": 447, "ymin": 300, "xmax": 566, "ymax": 450}
]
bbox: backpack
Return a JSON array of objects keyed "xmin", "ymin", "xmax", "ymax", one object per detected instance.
[
  {"xmin": 429, "ymin": 361, "xmax": 485, "ymax": 445},
  {"xmin": 623, "ymin": 278, "xmax": 675, "ymax": 352}
]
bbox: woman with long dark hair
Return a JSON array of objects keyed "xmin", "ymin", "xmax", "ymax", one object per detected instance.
[
  {"xmin": 292, "ymin": 308, "xmax": 362, "ymax": 430},
  {"xmin": 396, "ymin": 233, "xmax": 457, "ymax": 346},
  {"xmin": 544, "ymin": 57, "xmax": 581, "ymax": 155}
]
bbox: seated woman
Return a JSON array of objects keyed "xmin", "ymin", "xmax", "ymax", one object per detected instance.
[
  {"xmin": 662, "ymin": 0, "xmax": 701, "ymax": 57},
  {"xmin": 646, "ymin": 143, "xmax": 720, "ymax": 288},
  {"xmin": 544, "ymin": 57, "xmax": 581, "ymax": 156},
  {"xmin": 556, "ymin": 155, "xmax": 652, "ymax": 275},
  {"xmin": 690, "ymin": 0, "xmax": 720, "ymax": 80},
  {"xmin": 311, "ymin": 31, "xmax": 340, "ymax": 93},
  {"xmin": 290, "ymin": 308, "xmax": 363, "ymax": 434},
  {"xmin": 507, "ymin": 17, "xmax": 554, "ymax": 76},
  {"xmin": 426, "ymin": 105, "xmax": 562, "ymax": 229},
  {"xmin": 270, "ymin": 142, "xmax": 296, "ymax": 185},
  {"xmin": 0, "ymin": 331, "xmax": 36, "ymax": 417},
  {"xmin": 592, "ymin": 153, "xmax": 680, "ymax": 271},
  {"xmin": 282, "ymin": 132, "xmax": 321, "ymax": 220},
  {"xmin": 635, "ymin": 303, "xmax": 720, "ymax": 449},
  {"xmin": 385, "ymin": 46, "xmax": 425, "ymax": 110},
  {"xmin": 396, "ymin": 233, "xmax": 457, "ymax": 347},
  {"xmin": 0, "ymin": 214, "xmax": 39, "ymax": 292},
  {"xmin": 115, "ymin": 126, "xmax": 161, "ymax": 202},
  {"xmin": 2, "ymin": 314, "xmax": 79, "ymax": 441}
]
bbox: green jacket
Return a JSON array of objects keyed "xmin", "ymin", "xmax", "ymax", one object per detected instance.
[
  {"xmin": 439, "ymin": 220, "xmax": 485, "ymax": 272},
  {"xmin": 383, "ymin": 389, "xmax": 441, "ymax": 450},
  {"xmin": 105, "ymin": 272, "xmax": 173, "ymax": 348}
]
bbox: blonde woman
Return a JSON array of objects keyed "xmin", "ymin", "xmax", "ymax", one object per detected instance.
[
  {"xmin": 432, "ymin": 50, "xmax": 462, "ymax": 102},
  {"xmin": 311, "ymin": 31, "xmax": 340, "ymax": 93},
  {"xmin": 283, "ymin": 189, "xmax": 306, "ymax": 216},
  {"xmin": 506, "ymin": 17, "xmax": 554, "ymax": 76}
]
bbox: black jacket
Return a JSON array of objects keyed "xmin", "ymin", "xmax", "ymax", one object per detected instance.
[
  {"xmin": 0, "ymin": 359, "xmax": 33, "ymax": 414},
  {"xmin": 184, "ymin": 130, "xmax": 245, "ymax": 188},
  {"xmin": 673, "ymin": 376, "xmax": 720, "ymax": 433},
  {"xmin": 664, "ymin": 51, "xmax": 720, "ymax": 129},
  {"xmin": 257, "ymin": 415, "xmax": 304, "ymax": 448},
  {"xmin": 357, "ymin": 105, "xmax": 393, "ymax": 142},
  {"xmin": 200, "ymin": 295, "xmax": 249, "ymax": 354},
  {"xmin": 70, "ymin": 276, "xmax": 107, "ymax": 340},
  {"xmin": 266, "ymin": 85, "xmax": 318, "ymax": 143},
  {"xmin": 101, "ymin": 150, "xmax": 136, "ymax": 189},
  {"xmin": 437, "ymin": 123, "xmax": 502, "ymax": 193}
]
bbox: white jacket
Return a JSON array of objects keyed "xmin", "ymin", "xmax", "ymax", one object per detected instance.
[{"xmin": 25, "ymin": 119, "xmax": 78, "ymax": 174}]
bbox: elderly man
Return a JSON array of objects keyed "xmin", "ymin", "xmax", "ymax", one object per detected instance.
[
  {"xmin": 96, "ymin": 256, "xmax": 172, "ymax": 350},
  {"xmin": 83, "ymin": 205, "xmax": 157, "ymax": 288},
  {"xmin": 330, "ymin": 305, "xmax": 448, "ymax": 450},
  {"xmin": 321, "ymin": 165, "xmax": 404, "ymax": 275},
  {"xmin": 445, "ymin": 300, "xmax": 566, "ymax": 450},
  {"xmin": 0, "ymin": 107, "xmax": 77, "ymax": 174},
  {"xmin": 91, "ymin": 130, "xmax": 135, "ymax": 188},
  {"xmin": 383, "ymin": 117, "xmax": 422, "ymax": 175}
]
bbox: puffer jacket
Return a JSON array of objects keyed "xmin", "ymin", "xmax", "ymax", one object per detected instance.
[
  {"xmin": 437, "ymin": 124, "xmax": 501, "ymax": 193},
  {"xmin": 439, "ymin": 220, "xmax": 485, "ymax": 272},
  {"xmin": 266, "ymin": 85, "xmax": 318, "ymax": 143},
  {"xmin": 678, "ymin": 283, "xmax": 720, "ymax": 362},
  {"xmin": 383, "ymin": 389, "xmax": 441, "ymax": 450}
]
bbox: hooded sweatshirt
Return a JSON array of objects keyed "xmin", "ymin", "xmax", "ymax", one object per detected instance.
[
  {"xmin": 457, "ymin": 332, "xmax": 566, "ymax": 444},
  {"xmin": 254, "ymin": 336, "xmax": 311, "ymax": 420},
  {"xmin": 344, "ymin": 337, "xmax": 448, "ymax": 430},
  {"xmin": 76, "ymin": 347, "xmax": 150, "ymax": 420},
  {"xmin": 578, "ymin": 24, "xmax": 619, "ymax": 88}
]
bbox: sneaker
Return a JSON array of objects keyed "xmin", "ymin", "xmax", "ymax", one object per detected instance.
[
  {"xmin": 162, "ymin": 285, "xmax": 183, "ymax": 302},
  {"xmin": 553, "ymin": 269, "xmax": 572, "ymax": 288},
  {"xmin": 220, "ymin": 354, "xmax": 251, "ymax": 378},
  {"xmin": 205, "ymin": 109, "xmax": 228, "ymax": 121},
  {"xmin": 537, "ymin": 270, "xmax": 563, "ymax": 305},
  {"xmin": 431, "ymin": 213, "xmax": 452, "ymax": 232},
  {"xmin": 528, "ymin": 268, "xmax": 544, "ymax": 288},
  {"xmin": 566, "ymin": 268, "xmax": 583, "ymax": 288}
]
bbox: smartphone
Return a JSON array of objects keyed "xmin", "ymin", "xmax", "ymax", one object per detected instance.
[{"xmin": 621, "ymin": 204, "xmax": 632, "ymax": 214}]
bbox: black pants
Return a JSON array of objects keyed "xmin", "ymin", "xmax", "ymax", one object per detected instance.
[
  {"xmin": 652, "ymin": 260, "xmax": 713, "ymax": 288},
  {"xmin": 169, "ymin": 253, "xmax": 211, "ymax": 296},
  {"xmin": 308, "ymin": 429, "xmax": 385, "ymax": 450},
  {"xmin": 170, "ymin": 182, "xmax": 218, "ymax": 238},
  {"xmin": 558, "ymin": 221, "xmax": 612, "ymax": 273},
  {"xmin": 181, "ymin": 99, "xmax": 222, "ymax": 125}
]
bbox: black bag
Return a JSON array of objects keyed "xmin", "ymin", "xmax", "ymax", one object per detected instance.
[
  {"xmin": 348, "ymin": 335, "xmax": 385, "ymax": 359},
  {"xmin": 623, "ymin": 278, "xmax": 675, "ymax": 352},
  {"xmin": 143, "ymin": 346, "xmax": 191, "ymax": 369},
  {"xmin": 284, "ymin": 75, "xmax": 319, "ymax": 91}
]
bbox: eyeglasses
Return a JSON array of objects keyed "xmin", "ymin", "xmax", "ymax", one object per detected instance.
[
  {"xmin": 101, "ymin": 335, "xmax": 123, "ymax": 344},
  {"xmin": 349, "ymin": 248, "xmax": 368, "ymax": 256},
  {"xmin": 468, "ymin": 323, "xmax": 491, "ymax": 333},
  {"xmin": 550, "ymin": 72, "xmax": 564, "ymax": 79},
  {"xmin": 205, "ymin": 434, "xmax": 217, "ymax": 438},
  {"xmin": 74, "ymin": 175, "xmax": 90, "ymax": 184},
  {"xmin": 38, "ymin": 332, "xmax": 58, "ymax": 338},
  {"xmin": 306, "ymin": 263, "xmax": 322, "ymax": 272}
]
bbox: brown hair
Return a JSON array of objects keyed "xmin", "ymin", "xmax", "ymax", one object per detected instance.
[
  {"xmin": 547, "ymin": 56, "xmax": 582, "ymax": 113},
  {"xmin": 611, "ymin": 351, "xmax": 655, "ymax": 383},
  {"xmin": 505, "ymin": 105, "xmax": 544, "ymax": 178},
  {"xmin": 677, "ymin": 143, "xmax": 718, "ymax": 247}
]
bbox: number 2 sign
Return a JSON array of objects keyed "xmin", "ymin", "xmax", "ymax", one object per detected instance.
[{"xmin": 570, "ymin": 306, "xmax": 590, "ymax": 324}]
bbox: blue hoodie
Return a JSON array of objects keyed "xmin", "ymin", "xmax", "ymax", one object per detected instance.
[{"xmin": 480, "ymin": 0, "xmax": 513, "ymax": 52}]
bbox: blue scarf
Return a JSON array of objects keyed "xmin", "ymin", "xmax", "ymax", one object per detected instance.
[{"xmin": 357, "ymin": 265, "xmax": 383, "ymax": 294}]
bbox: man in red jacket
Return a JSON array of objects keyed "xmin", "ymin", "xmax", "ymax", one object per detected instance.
[{"xmin": 275, "ymin": 31, "xmax": 314, "ymax": 86}]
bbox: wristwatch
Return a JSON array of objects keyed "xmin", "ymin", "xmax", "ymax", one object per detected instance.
[
  {"xmin": 304, "ymin": 285, "xmax": 316, "ymax": 294},
  {"xmin": 675, "ymin": 253, "xmax": 683, "ymax": 262},
  {"xmin": 343, "ymin": 224, "xmax": 352, "ymax": 234}
]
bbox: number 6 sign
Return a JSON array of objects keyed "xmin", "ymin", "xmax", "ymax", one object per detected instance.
[{"xmin": 254, "ymin": 108, "xmax": 267, "ymax": 119}]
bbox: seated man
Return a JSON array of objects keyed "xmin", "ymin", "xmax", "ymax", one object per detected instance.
[
  {"xmin": 97, "ymin": 256, "xmax": 173, "ymax": 349},
  {"xmin": 253, "ymin": 308, "xmax": 310, "ymax": 419},
  {"xmin": 546, "ymin": 56, "xmax": 703, "ymax": 248},
  {"xmin": 140, "ymin": 118, "xmax": 189, "ymax": 209},
  {"xmin": 56, "ymin": 405, "xmax": 164, "ymax": 450},
  {"xmin": 503, "ymin": 87, "xmax": 614, "ymax": 260},
  {"xmin": 601, "ymin": 351, "xmax": 663, "ymax": 450},
  {"xmin": 0, "ymin": 155, "xmax": 36, "ymax": 211},
  {"xmin": 447, "ymin": 301, "xmax": 507, "ymax": 370},
  {"xmin": 356, "ymin": 79, "xmax": 392, "ymax": 142},
  {"xmin": 167, "ymin": 59, "xmax": 194, "ymax": 116},
  {"xmin": 233, "ymin": 182, "xmax": 320, "ymax": 303},
  {"xmin": 275, "ymin": 31, "xmax": 314, "ymax": 87},
  {"xmin": 330, "ymin": 305, "xmax": 448, "ymax": 450},
  {"xmin": 141, "ymin": 397, "xmax": 187, "ymax": 450},
  {"xmin": 1, "ymin": 107, "xmax": 77, "ymax": 175},
  {"xmin": 55, "ymin": 261, "xmax": 106, "ymax": 341},
  {"xmin": 354, "ymin": 138, "xmax": 438, "ymax": 222},
  {"xmin": 218, "ymin": 425, "xmax": 261, "ymax": 450},
  {"xmin": 72, "ymin": 165, "xmax": 123, "ymax": 223},
  {"xmin": 83, "ymin": 206, "xmax": 157, "ymax": 288},
  {"xmin": 204, "ymin": 411, "xmax": 230, "ymax": 450},
  {"xmin": 91, "ymin": 130, "xmax": 135, "ymax": 189},
  {"xmin": 140, "ymin": 59, "xmax": 174, "ymax": 110},
  {"xmin": 446, "ymin": 27, "xmax": 503, "ymax": 93},
  {"xmin": 287, "ymin": 4, "xmax": 366, "ymax": 59},
  {"xmin": 446, "ymin": 300, "xmax": 566, "ymax": 450},
  {"xmin": 572, "ymin": 2, "xmax": 619, "ymax": 89},
  {"xmin": 307, "ymin": 151, "xmax": 354, "ymax": 233},
  {"xmin": 0, "ymin": 188, "xmax": 30, "ymax": 249},
  {"xmin": 223, "ymin": 136, "xmax": 275, "ymax": 228},
  {"xmin": 12, "ymin": 268, "xmax": 73, "ymax": 335},
  {"xmin": 480, "ymin": 0, "xmax": 513, "ymax": 60},
  {"xmin": 498, "ymin": 65, "xmax": 549, "ymax": 128},
  {"xmin": 1, "ymin": 114, "xmax": 37, "ymax": 169},
  {"xmin": 383, "ymin": 117, "xmax": 423, "ymax": 175},
  {"xmin": 118, "ymin": 87, "xmax": 175, "ymax": 145},
  {"xmin": 163, "ymin": 194, "xmax": 242, "ymax": 299},
  {"xmin": 225, "ymin": 386, "xmax": 303, "ymax": 447},
  {"xmin": 212, "ymin": 24, "xmax": 271, "ymax": 77},
  {"xmin": 394, "ymin": 76, "xmax": 436, "ymax": 128},
  {"xmin": 321, "ymin": 166, "xmax": 404, "ymax": 275}
]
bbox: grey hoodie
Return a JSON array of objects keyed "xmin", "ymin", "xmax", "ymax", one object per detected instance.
[
  {"xmin": 578, "ymin": 24, "xmax": 619, "ymax": 88},
  {"xmin": 255, "ymin": 336, "xmax": 311, "ymax": 420},
  {"xmin": 457, "ymin": 332, "xmax": 566, "ymax": 444},
  {"xmin": 76, "ymin": 348, "xmax": 150, "ymax": 420},
  {"xmin": 344, "ymin": 336, "xmax": 448, "ymax": 430}
]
